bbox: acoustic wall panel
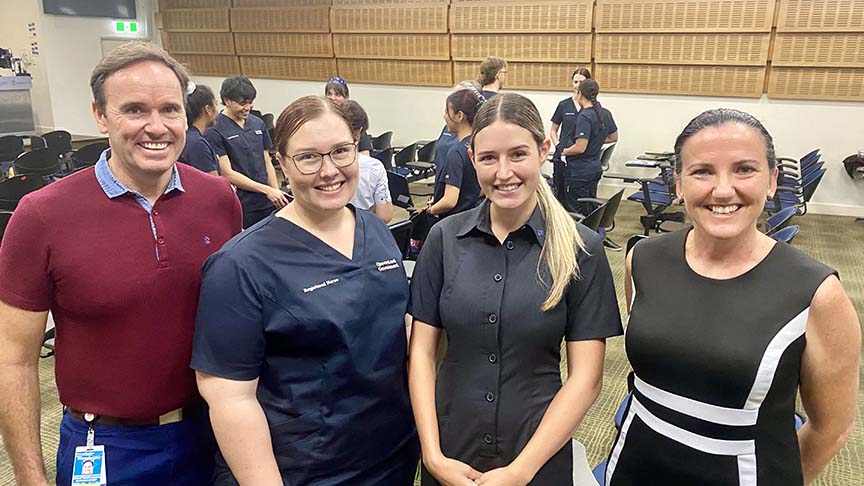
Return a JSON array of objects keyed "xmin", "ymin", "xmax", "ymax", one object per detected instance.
[
  {"xmin": 768, "ymin": 67, "xmax": 864, "ymax": 101},
  {"xmin": 453, "ymin": 61, "xmax": 573, "ymax": 91},
  {"xmin": 174, "ymin": 54, "xmax": 241, "ymax": 76},
  {"xmin": 338, "ymin": 59, "xmax": 452, "ymax": 86},
  {"xmin": 159, "ymin": 8, "xmax": 230, "ymax": 32},
  {"xmin": 162, "ymin": 32, "xmax": 236, "ymax": 54},
  {"xmin": 234, "ymin": 33, "xmax": 334, "ymax": 57},
  {"xmin": 595, "ymin": 0, "xmax": 775, "ymax": 33},
  {"xmin": 240, "ymin": 56, "xmax": 337, "ymax": 80},
  {"xmin": 331, "ymin": 5, "xmax": 449, "ymax": 33},
  {"xmin": 450, "ymin": 2, "xmax": 593, "ymax": 33},
  {"xmin": 773, "ymin": 33, "xmax": 864, "ymax": 67},
  {"xmin": 595, "ymin": 63, "xmax": 766, "ymax": 97},
  {"xmin": 451, "ymin": 34, "xmax": 591, "ymax": 63},
  {"xmin": 230, "ymin": 7, "xmax": 330, "ymax": 32},
  {"xmin": 777, "ymin": 0, "xmax": 864, "ymax": 33},
  {"xmin": 595, "ymin": 33, "xmax": 770, "ymax": 66},
  {"xmin": 333, "ymin": 34, "xmax": 450, "ymax": 60}
]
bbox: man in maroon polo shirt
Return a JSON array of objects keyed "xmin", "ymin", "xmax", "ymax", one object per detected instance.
[{"xmin": 0, "ymin": 42, "xmax": 241, "ymax": 486}]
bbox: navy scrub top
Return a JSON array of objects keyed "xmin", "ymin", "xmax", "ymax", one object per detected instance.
[
  {"xmin": 550, "ymin": 97, "xmax": 579, "ymax": 163},
  {"xmin": 432, "ymin": 135, "xmax": 482, "ymax": 219},
  {"xmin": 205, "ymin": 113, "xmax": 272, "ymax": 214},
  {"xmin": 410, "ymin": 201, "xmax": 623, "ymax": 484},
  {"xmin": 433, "ymin": 127, "xmax": 457, "ymax": 177},
  {"xmin": 191, "ymin": 209, "xmax": 418, "ymax": 485},
  {"xmin": 179, "ymin": 126, "xmax": 219, "ymax": 174},
  {"xmin": 565, "ymin": 106, "xmax": 617, "ymax": 176}
]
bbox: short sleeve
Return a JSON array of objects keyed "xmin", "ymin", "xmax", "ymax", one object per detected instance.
[
  {"xmin": 0, "ymin": 197, "xmax": 52, "ymax": 311},
  {"xmin": 373, "ymin": 165, "xmax": 392, "ymax": 204},
  {"xmin": 573, "ymin": 112, "xmax": 593, "ymax": 141},
  {"xmin": 606, "ymin": 109, "xmax": 618, "ymax": 135},
  {"xmin": 262, "ymin": 121, "xmax": 272, "ymax": 151},
  {"xmin": 358, "ymin": 131, "xmax": 373, "ymax": 152},
  {"xmin": 191, "ymin": 250, "xmax": 266, "ymax": 380},
  {"xmin": 551, "ymin": 100, "xmax": 565, "ymax": 125},
  {"xmin": 442, "ymin": 145, "xmax": 466, "ymax": 188},
  {"xmin": 564, "ymin": 231, "xmax": 623, "ymax": 341},
  {"xmin": 409, "ymin": 223, "xmax": 445, "ymax": 327},
  {"xmin": 184, "ymin": 138, "xmax": 219, "ymax": 173},
  {"xmin": 204, "ymin": 127, "xmax": 227, "ymax": 157}
]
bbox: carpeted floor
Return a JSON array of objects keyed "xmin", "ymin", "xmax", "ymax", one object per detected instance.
[{"xmin": 1, "ymin": 200, "xmax": 861, "ymax": 485}]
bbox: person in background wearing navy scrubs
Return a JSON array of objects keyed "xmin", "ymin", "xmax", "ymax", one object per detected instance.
[
  {"xmin": 206, "ymin": 76, "xmax": 288, "ymax": 228},
  {"xmin": 192, "ymin": 95, "xmax": 419, "ymax": 486},
  {"xmin": 179, "ymin": 83, "xmax": 219, "ymax": 175},
  {"xmin": 560, "ymin": 79, "xmax": 618, "ymax": 215},
  {"xmin": 550, "ymin": 68, "xmax": 591, "ymax": 203}
]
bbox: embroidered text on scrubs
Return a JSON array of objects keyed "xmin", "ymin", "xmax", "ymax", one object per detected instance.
[
  {"xmin": 303, "ymin": 278, "xmax": 340, "ymax": 293},
  {"xmin": 375, "ymin": 259, "xmax": 400, "ymax": 272}
]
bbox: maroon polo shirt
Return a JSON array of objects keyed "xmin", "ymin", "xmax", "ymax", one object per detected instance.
[{"xmin": 0, "ymin": 163, "xmax": 241, "ymax": 419}]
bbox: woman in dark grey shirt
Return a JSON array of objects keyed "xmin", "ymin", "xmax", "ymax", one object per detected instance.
[{"xmin": 409, "ymin": 93, "xmax": 622, "ymax": 486}]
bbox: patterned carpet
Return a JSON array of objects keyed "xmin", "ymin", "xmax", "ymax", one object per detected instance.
[{"xmin": 1, "ymin": 200, "xmax": 861, "ymax": 485}]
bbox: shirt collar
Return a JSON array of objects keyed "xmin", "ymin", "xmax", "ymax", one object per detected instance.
[
  {"xmin": 95, "ymin": 148, "xmax": 185, "ymax": 199},
  {"xmin": 456, "ymin": 199, "xmax": 547, "ymax": 246}
]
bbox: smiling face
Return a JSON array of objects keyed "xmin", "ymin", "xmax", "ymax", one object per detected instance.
[
  {"xmin": 224, "ymin": 97, "xmax": 253, "ymax": 121},
  {"xmin": 470, "ymin": 121, "xmax": 549, "ymax": 213},
  {"xmin": 676, "ymin": 123, "xmax": 777, "ymax": 242},
  {"xmin": 92, "ymin": 60, "xmax": 186, "ymax": 181},
  {"xmin": 278, "ymin": 112, "xmax": 358, "ymax": 215}
]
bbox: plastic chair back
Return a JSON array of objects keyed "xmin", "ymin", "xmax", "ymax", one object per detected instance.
[
  {"xmin": 393, "ymin": 144, "xmax": 417, "ymax": 168},
  {"xmin": 598, "ymin": 188, "xmax": 625, "ymax": 232},
  {"xmin": 42, "ymin": 130, "xmax": 72, "ymax": 153},
  {"xmin": 261, "ymin": 113, "xmax": 275, "ymax": 130},
  {"xmin": 386, "ymin": 170, "xmax": 413, "ymax": 210},
  {"xmin": 0, "ymin": 135, "xmax": 24, "ymax": 162},
  {"xmin": 600, "ymin": 142, "xmax": 616, "ymax": 171},
  {"xmin": 70, "ymin": 142, "xmax": 109, "ymax": 169},
  {"xmin": 372, "ymin": 131, "xmax": 393, "ymax": 151},
  {"xmin": 764, "ymin": 206, "xmax": 796, "ymax": 235},
  {"xmin": 0, "ymin": 175, "xmax": 46, "ymax": 211},
  {"xmin": 801, "ymin": 168, "xmax": 825, "ymax": 203},
  {"xmin": 250, "ymin": 109, "xmax": 263, "ymax": 119},
  {"xmin": 770, "ymin": 225, "xmax": 799, "ymax": 243},
  {"xmin": 626, "ymin": 234, "xmax": 648, "ymax": 254},
  {"xmin": 388, "ymin": 219, "xmax": 413, "ymax": 259},
  {"xmin": 372, "ymin": 147, "xmax": 393, "ymax": 171},
  {"xmin": 13, "ymin": 148, "xmax": 62, "ymax": 178},
  {"xmin": 416, "ymin": 140, "xmax": 436, "ymax": 163},
  {"xmin": 577, "ymin": 203, "xmax": 606, "ymax": 232},
  {"xmin": 29, "ymin": 136, "xmax": 47, "ymax": 150}
]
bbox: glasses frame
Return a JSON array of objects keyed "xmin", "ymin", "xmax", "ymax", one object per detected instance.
[{"xmin": 286, "ymin": 142, "xmax": 358, "ymax": 175}]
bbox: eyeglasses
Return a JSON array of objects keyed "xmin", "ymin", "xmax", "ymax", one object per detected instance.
[{"xmin": 287, "ymin": 142, "xmax": 357, "ymax": 175}]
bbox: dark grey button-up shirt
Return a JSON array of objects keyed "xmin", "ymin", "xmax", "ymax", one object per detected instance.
[{"xmin": 411, "ymin": 200, "xmax": 622, "ymax": 483}]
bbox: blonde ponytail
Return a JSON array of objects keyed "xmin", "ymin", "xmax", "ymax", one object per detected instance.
[{"xmin": 536, "ymin": 180, "xmax": 585, "ymax": 311}]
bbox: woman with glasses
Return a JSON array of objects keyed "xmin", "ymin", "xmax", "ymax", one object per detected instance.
[
  {"xmin": 324, "ymin": 76, "xmax": 373, "ymax": 155},
  {"xmin": 192, "ymin": 95, "xmax": 419, "ymax": 486}
]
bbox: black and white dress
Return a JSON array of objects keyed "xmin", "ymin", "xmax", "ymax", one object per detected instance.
[{"xmin": 606, "ymin": 229, "xmax": 834, "ymax": 486}]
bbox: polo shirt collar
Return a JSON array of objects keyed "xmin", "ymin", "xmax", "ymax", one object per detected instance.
[
  {"xmin": 95, "ymin": 149, "xmax": 185, "ymax": 199},
  {"xmin": 456, "ymin": 199, "xmax": 547, "ymax": 246}
]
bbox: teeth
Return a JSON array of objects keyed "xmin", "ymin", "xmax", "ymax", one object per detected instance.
[
  {"xmin": 141, "ymin": 142, "xmax": 168, "ymax": 150},
  {"xmin": 497, "ymin": 183, "xmax": 520, "ymax": 192},
  {"xmin": 709, "ymin": 205, "xmax": 740, "ymax": 214},
  {"xmin": 318, "ymin": 183, "xmax": 342, "ymax": 192}
]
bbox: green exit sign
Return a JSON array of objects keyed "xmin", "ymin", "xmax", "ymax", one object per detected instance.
[{"xmin": 114, "ymin": 21, "xmax": 138, "ymax": 33}]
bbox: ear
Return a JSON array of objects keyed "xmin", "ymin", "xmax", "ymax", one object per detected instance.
[
  {"xmin": 467, "ymin": 147, "xmax": 475, "ymax": 166},
  {"xmin": 275, "ymin": 151, "xmax": 291, "ymax": 178},
  {"xmin": 538, "ymin": 138, "xmax": 551, "ymax": 163},
  {"xmin": 674, "ymin": 174, "xmax": 683, "ymax": 200},
  {"xmin": 92, "ymin": 101, "xmax": 109, "ymax": 135},
  {"xmin": 768, "ymin": 167, "xmax": 778, "ymax": 198}
]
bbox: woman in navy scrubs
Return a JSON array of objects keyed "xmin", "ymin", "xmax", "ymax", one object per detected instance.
[
  {"xmin": 409, "ymin": 93, "xmax": 622, "ymax": 485},
  {"xmin": 423, "ymin": 87, "xmax": 484, "ymax": 219},
  {"xmin": 192, "ymin": 95, "xmax": 419, "ymax": 485},
  {"xmin": 561, "ymin": 79, "xmax": 618, "ymax": 214},
  {"xmin": 550, "ymin": 68, "xmax": 591, "ymax": 202}
]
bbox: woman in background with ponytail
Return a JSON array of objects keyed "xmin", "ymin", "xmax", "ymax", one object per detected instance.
[
  {"xmin": 561, "ymin": 79, "xmax": 618, "ymax": 215},
  {"xmin": 423, "ymin": 87, "xmax": 485, "ymax": 219},
  {"xmin": 409, "ymin": 93, "xmax": 622, "ymax": 486}
]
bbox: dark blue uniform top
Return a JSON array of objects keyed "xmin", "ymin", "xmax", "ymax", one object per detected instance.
[
  {"xmin": 433, "ymin": 136, "xmax": 482, "ymax": 219},
  {"xmin": 433, "ymin": 127, "xmax": 458, "ymax": 176},
  {"xmin": 205, "ymin": 113, "xmax": 272, "ymax": 213},
  {"xmin": 550, "ymin": 97, "xmax": 579, "ymax": 163},
  {"xmin": 179, "ymin": 126, "xmax": 219, "ymax": 174},
  {"xmin": 482, "ymin": 90, "xmax": 498, "ymax": 100},
  {"xmin": 191, "ymin": 209, "xmax": 418, "ymax": 485},
  {"xmin": 565, "ymin": 106, "xmax": 617, "ymax": 174}
]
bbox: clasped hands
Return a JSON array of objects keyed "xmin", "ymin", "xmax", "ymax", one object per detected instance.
[{"xmin": 427, "ymin": 455, "xmax": 531, "ymax": 486}]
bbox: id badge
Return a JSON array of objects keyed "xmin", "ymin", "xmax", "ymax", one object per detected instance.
[{"xmin": 71, "ymin": 445, "xmax": 106, "ymax": 485}]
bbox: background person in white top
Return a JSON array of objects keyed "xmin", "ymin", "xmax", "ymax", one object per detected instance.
[{"xmin": 342, "ymin": 100, "xmax": 393, "ymax": 223}]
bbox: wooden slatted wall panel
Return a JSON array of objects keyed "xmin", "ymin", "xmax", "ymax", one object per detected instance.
[
  {"xmin": 454, "ymin": 61, "xmax": 573, "ymax": 91},
  {"xmin": 777, "ymin": 0, "xmax": 864, "ymax": 33},
  {"xmin": 331, "ymin": 5, "xmax": 449, "ymax": 33},
  {"xmin": 173, "ymin": 54, "xmax": 241, "ymax": 76},
  {"xmin": 450, "ymin": 2, "xmax": 593, "ymax": 33},
  {"xmin": 159, "ymin": 8, "xmax": 230, "ymax": 32},
  {"xmin": 333, "ymin": 34, "xmax": 450, "ymax": 60},
  {"xmin": 232, "ymin": 0, "xmax": 331, "ymax": 5},
  {"xmin": 596, "ymin": 33, "xmax": 770, "ymax": 66},
  {"xmin": 338, "ymin": 59, "xmax": 452, "ymax": 86},
  {"xmin": 240, "ymin": 56, "xmax": 337, "ymax": 81},
  {"xmin": 451, "ymin": 34, "xmax": 591, "ymax": 63},
  {"xmin": 768, "ymin": 67, "xmax": 864, "ymax": 101},
  {"xmin": 235, "ymin": 33, "xmax": 333, "ymax": 57},
  {"xmin": 595, "ymin": 0, "xmax": 775, "ymax": 33},
  {"xmin": 162, "ymin": 32, "xmax": 236, "ymax": 55},
  {"xmin": 596, "ymin": 64, "xmax": 766, "ymax": 97},
  {"xmin": 773, "ymin": 33, "xmax": 864, "ymax": 68},
  {"xmin": 333, "ymin": 0, "xmax": 447, "ymax": 4},
  {"xmin": 231, "ymin": 7, "xmax": 330, "ymax": 33},
  {"xmin": 159, "ymin": 0, "xmax": 229, "ymax": 8}
]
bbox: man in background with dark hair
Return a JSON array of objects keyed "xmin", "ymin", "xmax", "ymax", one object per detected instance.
[
  {"xmin": 206, "ymin": 76, "xmax": 287, "ymax": 228},
  {"xmin": 0, "ymin": 41, "xmax": 241, "ymax": 486}
]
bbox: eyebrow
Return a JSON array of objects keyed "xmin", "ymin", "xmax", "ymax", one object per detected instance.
[
  {"xmin": 476, "ymin": 144, "xmax": 532, "ymax": 155},
  {"xmin": 292, "ymin": 140, "xmax": 354, "ymax": 153}
]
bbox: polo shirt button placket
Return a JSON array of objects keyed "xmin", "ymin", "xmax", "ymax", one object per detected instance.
[
  {"xmin": 483, "ymin": 433, "xmax": 494, "ymax": 445},
  {"xmin": 505, "ymin": 240, "xmax": 515, "ymax": 250},
  {"xmin": 488, "ymin": 313, "xmax": 498, "ymax": 324},
  {"xmin": 493, "ymin": 273, "xmax": 503, "ymax": 282}
]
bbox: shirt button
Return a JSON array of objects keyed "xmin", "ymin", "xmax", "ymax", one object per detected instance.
[
  {"xmin": 158, "ymin": 238, "xmax": 165, "ymax": 244},
  {"xmin": 493, "ymin": 273, "xmax": 503, "ymax": 282},
  {"xmin": 153, "ymin": 211, "xmax": 159, "ymax": 216},
  {"xmin": 483, "ymin": 433, "xmax": 493, "ymax": 444},
  {"xmin": 488, "ymin": 353, "xmax": 497, "ymax": 363},
  {"xmin": 488, "ymin": 313, "xmax": 498, "ymax": 324},
  {"xmin": 505, "ymin": 241, "xmax": 515, "ymax": 250},
  {"xmin": 486, "ymin": 392, "xmax": 495, "ymax": 402}
]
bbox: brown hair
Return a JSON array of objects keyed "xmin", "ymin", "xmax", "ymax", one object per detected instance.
[
  {"xmin": 471, "ymin": 93, "xmax": 586, "ymax": 311},
  {"xmin": 90, "ymin": 41, "xmax": 190, "ymax": 113},
  {"xmin": 478, "ymin": 56, "xmax": 507, "ymax": 86},
  {"xmin": 273, "ymin": 95, "xmax": 353, "ymax": 156}
]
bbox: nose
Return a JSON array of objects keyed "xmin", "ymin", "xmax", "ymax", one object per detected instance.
[
  {"xmin": 144, "ymin": 109, "xmax": 168, "ymax": 137},
  {"xmin": 713, "ymin": 172, "xmax": 735, "ymax": 199},
  {"xmin": 318, "ymin": 153, "xmax": 340, "ymax": 178},
  {"xmin": 496, "ymin": 158, "xmax": 514, "ymax": 181}
]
